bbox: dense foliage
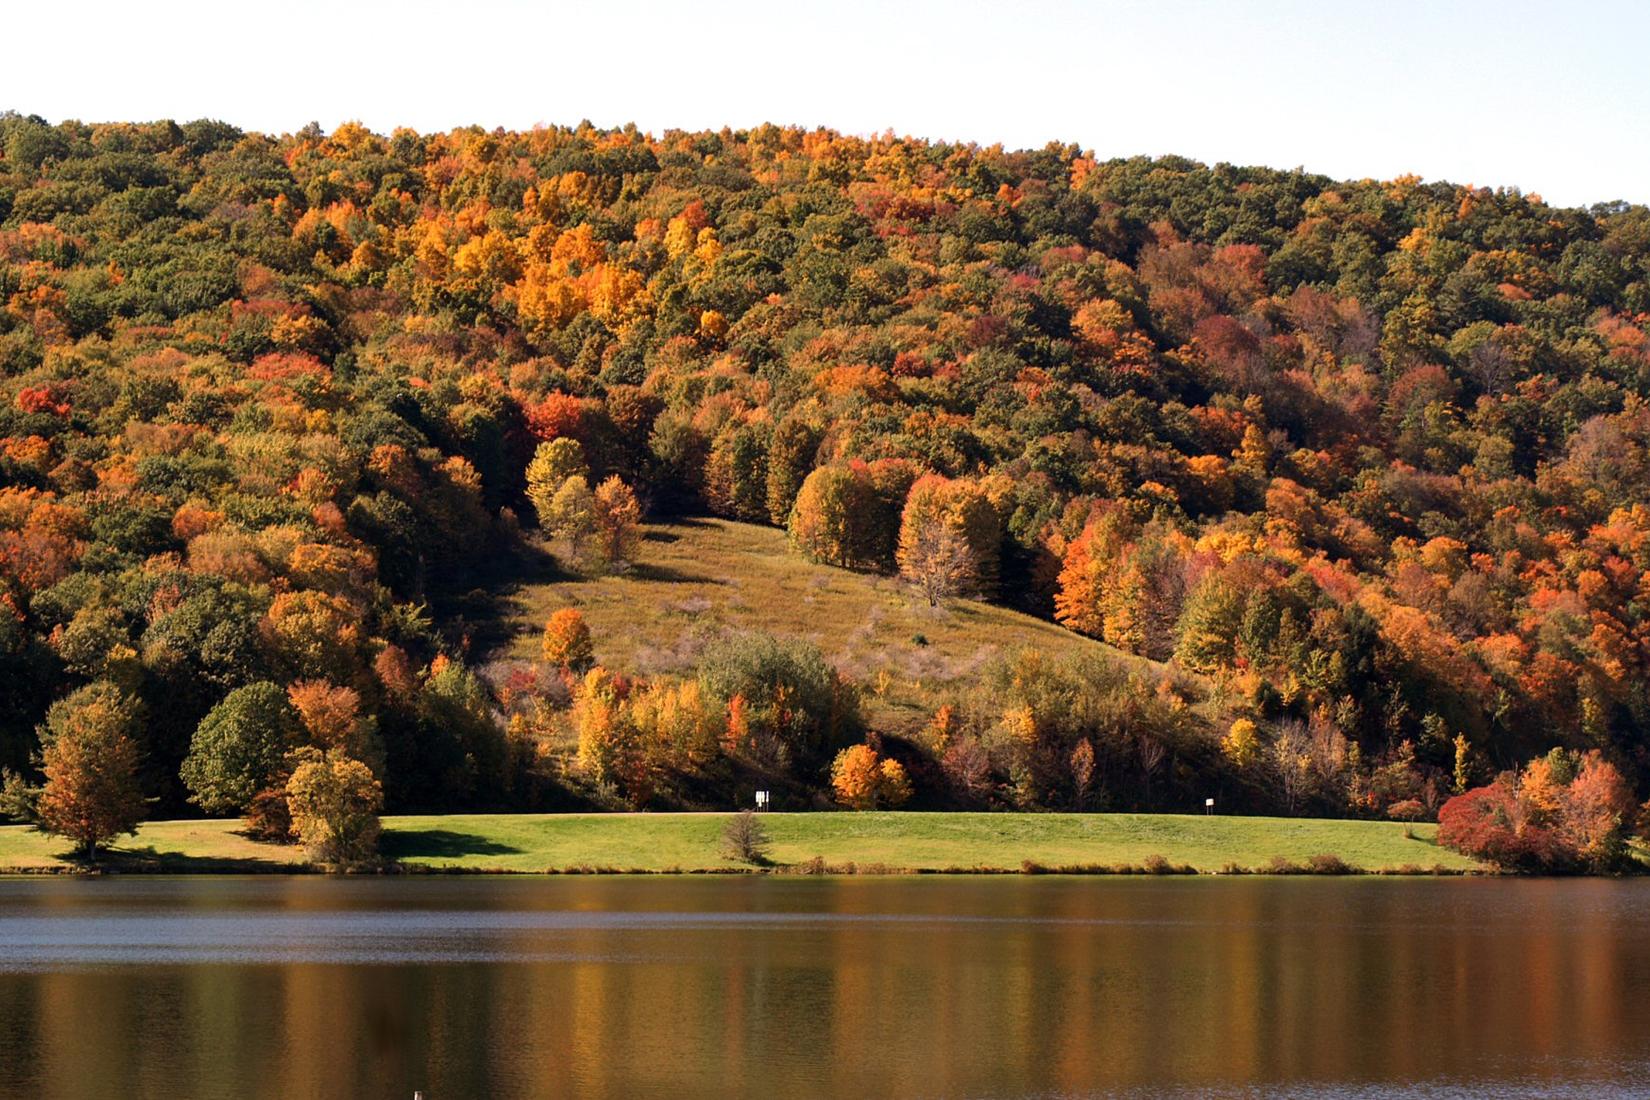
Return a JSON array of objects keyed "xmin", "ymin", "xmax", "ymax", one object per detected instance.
[
  {"xmin": 285, "ymin": 746, "xmax": 383, "ymax": 867},
  {"xmin": 33, "ymin": 681, "xmax": 145, "ymax": 855},
  {"xmin": 1437, "ymin": 748, "xmax": 1636, "ymax": 871},
  {"xmin": 3, "ymin": 111, "xmax": 1650, "ymax": 825}
]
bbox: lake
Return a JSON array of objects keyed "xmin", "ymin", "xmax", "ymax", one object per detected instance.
[{"xmin": 0, "ymin": 876, "xmax": 1646, "ymax": 1099}]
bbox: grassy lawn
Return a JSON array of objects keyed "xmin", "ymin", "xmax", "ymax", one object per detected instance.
[
  {"xmin": 0, "ymin": 818, "xmax": 306, "ymax": 872},
  {"xmin": 0, "ymin": 812, "xmax": 1479, "ymax": 874},
  {"xmin": 479, "ymin": 517, "xmax": 1175, "ymax": 731}
]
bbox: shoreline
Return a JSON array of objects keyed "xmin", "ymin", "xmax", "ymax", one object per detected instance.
[{"xmin": 0, "ymin": 859, "xmax": 1487, "ymax": 878}]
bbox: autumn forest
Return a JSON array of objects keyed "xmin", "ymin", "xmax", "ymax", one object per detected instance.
[{"xmin": 2, "ymin": 113, "xmax": 1649, "ymax": 869}]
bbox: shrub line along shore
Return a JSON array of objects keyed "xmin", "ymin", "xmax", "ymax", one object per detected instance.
[{"xmin": 0, "ymin": 811, "xmax": 1494, "ymax": 876}]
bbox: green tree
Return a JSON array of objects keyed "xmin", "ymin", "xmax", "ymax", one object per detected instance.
[
  {"xmin": 546, "ymin": 475, "xmax": 597, "ymax": 564},
  {"xmin": 181, "ymin": 682, "xmax": 297, "ymax": 814},
  {"xmin": 766, "ymin": 416, "xmax": 820, "ymax": 525},
  {"xmin": 415, "ymin": 658, "xmax": 508, "ymax": 804},
  {"xmin": 705, "ymin": 421, "xmax": 771, "ymax": 522},
  {"xmin": 697, "ymin": 632, "xmax": 859, "ymax": 773},
  {"xmin": 1174, "ymin": 572, "xmax": 1246, "ymax": 674}
]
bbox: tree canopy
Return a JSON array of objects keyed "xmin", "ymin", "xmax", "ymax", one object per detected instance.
[{"xmin": 3, "ymin": 113, "xmax": 1650, "ymax": 822}]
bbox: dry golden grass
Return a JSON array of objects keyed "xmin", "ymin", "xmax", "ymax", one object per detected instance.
[{"xmin": 490, "ymin": 517, "xmax": 1167, "ymax": 730}]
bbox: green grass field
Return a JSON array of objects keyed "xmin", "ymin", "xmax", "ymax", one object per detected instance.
[
  {"xmin": 0, "ymin": 811, "xmax": 1479, "ymax": 874},
  {"xmin": 483, "ymin": 517, "xmax": 1178, "ymax": 731}
]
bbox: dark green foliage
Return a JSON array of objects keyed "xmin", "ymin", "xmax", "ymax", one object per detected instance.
[
  {"xmin": 697, "ymin": 632, "xmax": 859, "ymax": 774},
  {"xmin": 180, "ymin": 682, "xmax": 297, "ymax": 814}
]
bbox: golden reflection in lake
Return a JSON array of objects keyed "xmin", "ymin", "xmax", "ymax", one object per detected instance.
[{"xmin": 0, "ymin": 876, "xmax": 1646, "ymax": 1099}]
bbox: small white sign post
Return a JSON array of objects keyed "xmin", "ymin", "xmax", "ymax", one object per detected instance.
[
  {"xmin": 754, "ymin": 790, "xmax": 771, "ymax": 811},
  {"xmin": 1205, "ymin": 797, "xmax": 1215, "ymax": 816}
]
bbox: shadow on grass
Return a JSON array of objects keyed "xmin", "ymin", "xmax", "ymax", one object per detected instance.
[
  {"xmin": 380, "ymin": 830, "xmax": 524, "ymax": 860},
  {"xmin": 1398, "ymin": 826, "xmax": 1446, "ymax": 849},
  {"xmin": 628, "ymin": 562, "xmax": 722, "ymax": 585},
  {"xmin": 95, "ymin": 846, "xmax": 302, "ymax": 873},
  {"xmin": 432, "ymin": 538, "xmax": 572, "ymax": 654}
]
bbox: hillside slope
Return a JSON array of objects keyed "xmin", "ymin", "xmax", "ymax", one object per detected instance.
[{"xmin": 485, "ymin": 517, "xmax": 1188, "ymax": 733}]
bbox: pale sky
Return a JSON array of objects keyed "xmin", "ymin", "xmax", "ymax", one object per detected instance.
[{"xmin": 4, "ymin": 0, "xmax": 1646, "ymax": 209}]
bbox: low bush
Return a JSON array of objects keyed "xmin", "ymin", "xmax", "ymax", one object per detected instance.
[{"xmin": 721, "ymin": 810, "xmax": 772, "ymax": 865}]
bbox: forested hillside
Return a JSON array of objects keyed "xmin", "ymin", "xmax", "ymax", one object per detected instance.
[{"xmin": 3, "ymin": 113, "xmax": 1650, "ymax": 829}]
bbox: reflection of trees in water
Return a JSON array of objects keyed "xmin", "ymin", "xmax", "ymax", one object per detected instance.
[{"xmin": 5, "ymin": 878, "xmax": 1644, "ymax": 1098}]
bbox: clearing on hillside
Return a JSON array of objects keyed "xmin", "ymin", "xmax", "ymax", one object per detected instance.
[{"xmin": 482, "ymin": 518, "xmax": 1183, "ymax": 732}]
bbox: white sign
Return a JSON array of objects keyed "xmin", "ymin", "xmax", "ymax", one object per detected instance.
[{"xmin": 1205, "ymin": 798, "xmax": 1215, "ymax": 807}]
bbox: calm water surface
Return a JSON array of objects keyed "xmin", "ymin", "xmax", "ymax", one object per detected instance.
[{"xmin": 0, "ymin": 875, "xmax": 1646, "ymax": 1099}]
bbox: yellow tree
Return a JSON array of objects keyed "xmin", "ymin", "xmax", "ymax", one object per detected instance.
[
  {"xmin": 285, "ymin": 747, "xmax": 383, "ymax": 868},
  {"xmin": 1055, "ymin": 515, "xmax": 1184, "ymax": 659},
  {"xmin": 830, "ymin": 743, "xmax": 883, "ymax": 809},
  {"xmin": 628, "ymin": 678, "xmax": 719, "ymax": 769},
  {"xmin": 573, "ymin": 668, "xmax": 625, "ymax": 784},
  {"xmin": 789, "ymin": 465, "xmax": 861, "ymax": 567},
  {"xmin": 592, "ymin": 476, "xmax": 641, "ymax": 569},
  {"xmin": 898, "ymin": 515, "xmax": 976, "ymax": 607},
  {"xmin": 830, "ymin": 742, "xmax": 913, "ymax": 809},
  {"xmin": 547, "ymin": 475, "xmax": 596, "ymax": 564},
  {"xmin": 542, "ymin": 608, "xmax": 594, "ymax": 671},
  {"xmin": 525, "ymin": 438, "xmax": 589, "ymax": 527},
  {"xmin": 897, "ymin": 475, "xmax": 998, "ymax": 605},
  {"xmin": 1222, "ymin": 718, "xmax": 1261, "ymax": 769},
  {"xmin": 878, "ymin": 758, "xmax": 913, "ymax": 806},
  {"xmin": 261, "ymin": 590, "xmax": 361, "ymax": 680}
]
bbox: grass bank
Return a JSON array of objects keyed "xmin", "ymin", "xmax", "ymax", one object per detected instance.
[{"xmin": 0, "ymin": 811, "xmax": 1479, "ymax": 874}]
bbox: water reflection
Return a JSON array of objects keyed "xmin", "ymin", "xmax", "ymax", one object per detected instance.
[{"xmin": 0, "ymin": 876, "xmax": 1645, "ymax": 1099}]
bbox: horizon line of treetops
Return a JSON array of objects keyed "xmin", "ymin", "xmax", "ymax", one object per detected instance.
[{"xmin": 0, "ymin": 113, "xmax": 1648, "ymax": 867}]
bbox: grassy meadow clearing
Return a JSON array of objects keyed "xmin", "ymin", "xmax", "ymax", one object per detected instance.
[{"xmin": 471, "ymin": 516, "xmax": 1191, "ymax": 733}]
